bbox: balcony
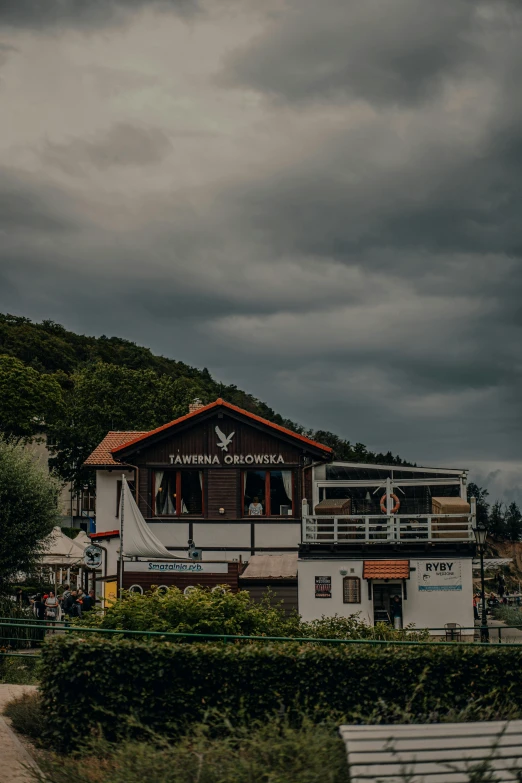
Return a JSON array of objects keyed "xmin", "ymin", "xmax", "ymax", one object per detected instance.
[{"xmin": 301, "ymin": 514, "xmax": 474, "ymax": 545}]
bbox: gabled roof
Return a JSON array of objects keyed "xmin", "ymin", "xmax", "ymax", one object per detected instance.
[
  {"xmin": 111, "ymin": 398, "xmax": 333, "ymax": 456},
  {"xmin": 84, "ymin": 431, "xmax": 147, "ymax": 467}
]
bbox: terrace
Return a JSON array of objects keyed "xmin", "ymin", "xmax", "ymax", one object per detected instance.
[{"xmin": 301, "ymin": 463, "xmax": 476, "ymax": 546}]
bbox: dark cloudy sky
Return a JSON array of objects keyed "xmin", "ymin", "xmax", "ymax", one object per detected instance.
[{"xmin": 1, "ymin": 0, "xmax": 521, "ymax": 503}]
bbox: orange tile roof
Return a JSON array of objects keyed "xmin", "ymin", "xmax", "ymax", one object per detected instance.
[
  {"xmin": 111, "ymin": 398, "xmax": 333, "ymax": 456},
  {"xmin": 90, "ymin": 529, "xmax": 120, "ymax": 539},
  {"xmin": 84, "ymin": 431, "xmax": 147, "ymax": 466},
  {"xmin": 363, "ymin": 560, "xmax": 410, "ymax": 580}
]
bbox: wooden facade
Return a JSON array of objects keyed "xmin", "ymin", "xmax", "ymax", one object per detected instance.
[
  {"xmin": 108, "ymin": 400, "xmax": 332, "ymax": 557},
  {"xmin": 121, "ymin": 561, "xmax": 241, "ymax": 593}
]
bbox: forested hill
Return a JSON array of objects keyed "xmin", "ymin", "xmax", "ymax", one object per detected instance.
[{"xmin": 0, "ymin": 312, "xmax": 408, "ymax": 487}]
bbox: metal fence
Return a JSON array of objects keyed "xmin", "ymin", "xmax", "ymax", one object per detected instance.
[{"xmin": 1, "ymin": 617, "xmax": 522, "ymax": 656}]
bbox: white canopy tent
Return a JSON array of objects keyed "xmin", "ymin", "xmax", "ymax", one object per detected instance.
[
  {"xmin": 73, "ymin": 530, "xmax": 91, "ymax": 549},
  {"xmin": 40, "ymin": 526, "xmax": 85, "ymax": 565}
]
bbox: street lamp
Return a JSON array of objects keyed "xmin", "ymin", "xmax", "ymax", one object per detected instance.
[{"xmin": 473, "ymin": 522, "xmax": 489, "ymax": 643}]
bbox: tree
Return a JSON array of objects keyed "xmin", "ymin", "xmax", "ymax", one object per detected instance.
[
  {"xmin": 0, "ymin": 438, "xmax": 59, "ymax": 593},
  {"xmin": 0, "ymin": 355, "xmax": 64, "ymax": 439},
  {"xmin": 488, "ymin": 501, "xmax": 506, "ymax": 539},
  {"xmin": 48, "ymin": 362, "xmax": 207, "ymax": 488},
  {"xmin": 467, "ymin": 482, "xmax": 489, "ymax": 528},
  {"xmin": 505, "ymin": 502, "xmax": 522, "ymax": 543}
]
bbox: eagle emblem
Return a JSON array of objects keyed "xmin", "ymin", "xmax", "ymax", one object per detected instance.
[{"xmin": 215, "ymin": 425, "xmax": 235, "ymax": 452}]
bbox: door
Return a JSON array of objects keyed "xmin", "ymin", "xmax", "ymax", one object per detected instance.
[
  {"xmin": 373, "ymin": 583, "xmax": 402, "ymax": 624},
  {"xmin": 103, "ymin": 580, "xmax": 117, "ymax": 609}
]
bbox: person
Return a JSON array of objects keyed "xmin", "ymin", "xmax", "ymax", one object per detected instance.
[
  {"xmin": 45, "ymin": 591, "xmax": 59, "ymax": 621},
  {"xmin": 473, "ymin": 595, "xmax": 480, "ymax": 621},
  {"xmin": 60, "ymin": 584, "xmax": 71, "ymax": 605},
  {"xmin": 62, "ymin": 589, "xmax": 78, "ymax": 618},
  {"xmin": 82, "ymin": 590, "xmax": 93, "ymax": 612},
  {"xmin": 390, "ymin": 595, "xmax": 403, "ymax": 629},
  {"xmin": 32, "ymin": 594, "xmax": 45, "ymax": 621},
  {"xmin": 75, "ymin": 590, "xmax": 84, "ymax": 618},
  {"xmin": 248, "ymin": 496, "xmax": 264, "ymax": 516}
]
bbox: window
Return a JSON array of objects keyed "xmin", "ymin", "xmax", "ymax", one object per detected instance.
[
  {"xmin": 243, "ymin": 470, "xmax": 294, "ymax": 516},
  {"xmin": 343, "ymin": 576, "xmax": 361, "ymax": 604},
  {"xmin": 82, "ymin": 491, "xmax": 96, "ymax": 515},
  {"xmin": 153, "ymin": 470, "xmax": 203, "ymax": 516}
]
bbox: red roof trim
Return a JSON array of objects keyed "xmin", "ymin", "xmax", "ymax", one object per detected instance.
[
  {"xmin": 90, "ymin": 530, "xmax": 120, "ymax": 539},
  {"xmin": 111, "ymin": 398, "xmax": 333, "ymax": 455}
]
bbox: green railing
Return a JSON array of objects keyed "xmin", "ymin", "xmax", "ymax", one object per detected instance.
[{"xmin": 1, "ymin": 619, "xmax": 522, "ymax": 655}]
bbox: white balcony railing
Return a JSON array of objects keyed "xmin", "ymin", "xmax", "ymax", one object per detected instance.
[{"xmin": 301, "ymin": 514, "xmax": 474, "ymax": 544}]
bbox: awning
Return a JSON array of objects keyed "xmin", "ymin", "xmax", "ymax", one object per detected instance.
[
  {"xmin": 472, "ymin": 558, "xmax": 512, "ymax": 571},
  {"xmin": 240, "ymin": 554, "xmax": 298, "ymax": 580},
  {"xmin": 363, "ymin": 560, "xmax": 410, "ymax": 580}
]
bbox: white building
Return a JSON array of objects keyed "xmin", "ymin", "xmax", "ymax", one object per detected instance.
[{"xmin": 298, "ymin": 462, "xmax": 476, "ymax": 634}]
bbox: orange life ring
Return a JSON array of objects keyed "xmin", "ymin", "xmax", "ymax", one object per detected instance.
[{"xmin": 380, "ymin": 493, "xmax": 400, "ymax": 514}]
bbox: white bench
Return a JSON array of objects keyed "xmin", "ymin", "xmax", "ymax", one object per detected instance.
[{"xmin": 339, "ymin": 720, "xmax": 522, "ymax": 782}]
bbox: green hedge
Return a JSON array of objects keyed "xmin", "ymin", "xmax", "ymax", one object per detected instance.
[{"xmin": 40, "ymin": 636, "xmax": 522, "ymax": 751}]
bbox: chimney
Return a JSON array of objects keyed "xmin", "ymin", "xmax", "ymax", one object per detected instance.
[{"xmin": 188, "ymin": 398, "xmax": 205, "ymax": 414}]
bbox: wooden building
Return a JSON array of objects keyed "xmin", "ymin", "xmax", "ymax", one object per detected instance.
[{"xmin": 85, "ymin": 398, "xmax": 332, "ymax": 590}]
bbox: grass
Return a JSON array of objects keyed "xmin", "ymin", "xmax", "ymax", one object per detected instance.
[
  {"xmin": 6, "ymin": 691, "xmax": 522, "ymax": 783},
  {"xmin": 0, "ymin": 655, "xmax": 40, "ymax": 684},
  {"xmin": 492, "ymin": 605, "xmax": 522, "ymax": 627},
  {"xmin": 33, "ymin": 716, "xmax": 348, "ymax": 783},
  {"xmin": 3, "ymin": 691, "xmax": 44, "ymax": 741}
]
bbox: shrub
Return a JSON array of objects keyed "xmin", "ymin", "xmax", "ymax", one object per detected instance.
[
  {"xmin": 40, "ymin": 635, "xmax": 522, "ymax": 751},
  {"xmin": 3, "ymin": 692, "xmax": 44, "ymax": 741},
  {"xmin": 78, "ymin": 586, "xmax": 428, "ymax": 641},
  {"xmin": 35, "ymin": 716, "xmax": 347, "ymax": 783}
]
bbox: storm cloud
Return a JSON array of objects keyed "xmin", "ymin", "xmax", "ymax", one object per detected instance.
[
  {"xmin": 0, "ymin": 0, "xmax": 197, "ymax": 29},
  {"xmin": 0, "ymin": 0, "xmax": 520, "ymax": 502}
]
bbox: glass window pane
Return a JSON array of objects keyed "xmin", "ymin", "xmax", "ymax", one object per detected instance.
[
  {"xmin": 181, "ymin": 471, "xmax": 203, "ymax": 515},
  {"xmin": 155, "ymin": 470, "xmax": 177, "ymax": 516},
  {"xmin": 270, "ymin": 470, "xmax": 294, "ymax": 516},
  {"xmin": 343, "ymin": 577, "xmax": 361, "ymax": 604},
  {"xmin": 244, "ymin": 470, "xmax": 266, "ymax": 516}
]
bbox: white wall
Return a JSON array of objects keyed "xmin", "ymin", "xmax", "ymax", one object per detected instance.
[
  {"xmin": 405, "ymin": 559, "xmax": 474, "ymax": 630},
  {"xmin": 147, "ymin": 522, "xmax": 190, "ymax": 549},
  {"xmin": 298, "ymin": 560, "xmax": 373, "ymax": 624},
  {"xmin": 103, "ymin": 538, "xmax": 120, "ymax": 576},
  {"xmin": 204, "ymin": 551, "xmax": 251, "ymax": 562},
  {"xmin": 192, "ymin": 523, "xmax": 251, "ymax": 549},
  {"xmin": 95, "ymin": 470, "xmax": 131, "ymax": 532},
  {"xmin": 298, "ymin": 557, "xmax": 474, "ymax": 631},
  {"xmin": 254, "ymin": 523, "xmax": 300, "ymax": 549}
]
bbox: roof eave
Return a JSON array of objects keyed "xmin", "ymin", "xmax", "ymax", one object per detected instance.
[{"xmin": 112, "ymin": 398, "xmax": 333, "ymax": 458}]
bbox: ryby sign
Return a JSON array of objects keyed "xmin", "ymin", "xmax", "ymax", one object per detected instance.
[{"xmin": 417, "ymin": 560, "xmax": 462, "ymax": 591}]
